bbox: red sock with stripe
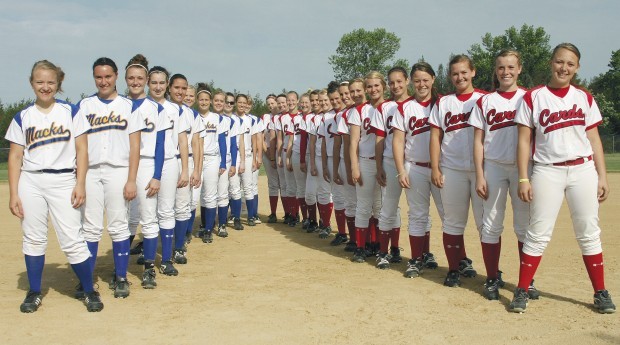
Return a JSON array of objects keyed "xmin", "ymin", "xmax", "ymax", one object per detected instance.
[
  {"xmin": 583, "ymin": 253, "xmax": 606, "ymax": 291},
  {"xmin": 443, "ymin": 233, "xmax": 464, "ymax": 271},
  {"xmin": 298, "ymin": 198, "xmax": 307, "ymax": 220},
  {"xmin": 346, "ymin": 216, "xmax": 356, "ymax": 241},
  {"xmin": 517, "ymin": 252, "xmax": 542, "ymax": 290},
  {"xmin": 409, "ymin": 235, "xmax": 426, "ymax": 260},
  {"xmin": 391, "ymin": 227, "xmax": 400, "ymax": 248},
  {"xmin": 334, "ymin": 209, "xmax": 346, "ymax": 235},
  {"xmin": 355, "ymin": 228, "xmax": 368, "ymax": 248},
  {"xmin": 481, "ymin": 242, "xmax": 500, "ymax": 280},
  {"xmin": 378, "ymin": 230, "xmax": 391, "ymax": 254}
]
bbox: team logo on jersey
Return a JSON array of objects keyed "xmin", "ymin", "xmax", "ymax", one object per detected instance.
[
  {"xmin": 294, "ymin": 123, "xmax": 300, "ymax": 134},
  {"xmin": 143, "ymin": 119, "xmax": 155, "ymax": 133},
  {"xmin": 539, "ymin": 104, "xmax": 585, "ymax": 134},
  {"xmin": 86, "ymin": 111, "xmax": 128, "ymax": 133},
  {"xmin": 486, "ymin": 109, "xmax": 516, "ymax": 131},
  {"xmin": 408, "ymin": 116, "xmax": 430, "ymax": 136},
  {"xmin": 205, "ymin": 122, "xmax": 217, "ymax": 133},
  {"xmin": 363, "ymin": 117, "xmax": 372, "ymax": 133},
  {"xmin": 444, "ymin": 111, "xmax": 471, "ymax": 133},
  {"xmin": 25, "ymin": 122, "xmax": 71, "ymax": 150},
  {"xmin": 386, "ymin": 115, "xmax": 394, "ymax": 135}
]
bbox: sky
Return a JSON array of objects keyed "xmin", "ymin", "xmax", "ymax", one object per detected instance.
[{"xmin": 1, "ymin": 0, "xmax": 619, "ymax": 104}]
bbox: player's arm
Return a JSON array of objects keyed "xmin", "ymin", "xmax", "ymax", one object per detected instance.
[
  {"xmin": 251, "ymin": 133, "xmax": 258, "ymax": 171},
  {"xmin": 8, "ymin": 143, "xmax": 25, "ymax": 219},
  {"xmin": 392, "ymin": 129, "xmax": 409, "ymax": 189},
  {"xmin": 473, "ymin": 128, "xmax": 487, "ymax": 200},
  {"xmin": 343, "ymin": 134, "xmax": 354, "ymax": 186},
  {"xmin": 72, "ymin": 134, "xmax": 88, "ymax": 208},
  {"xmin": 124, "ymin": 131, "xmax": 141, "ymax": 201},
  {"xmin": 429, "ymin": 127, "xmax": 443, "ymax": 188},
  {"xmin": 309, "ymin": 134, "xmax": 317, "ymax": 176},
  {"xmin": 286, "ymin": 132, "xmax": 294, "ymax": 172},
  {"xmin": 333, "ymin": 135, "xmax": 342, "ymax": 184},
  {"xmin": 276, "ymin": 129, "xmax": 283, "ymax": 168},
  {"xmin": 238, "ymin": 133, "xmax": 246, "ymax": 174},
  {"xmin": 321, "ymin": 137, "xmax": 330, "ymax": 182},
  {"xmin": 191, "ymin": 134, "xmax": 203, "ymax": 188},
  {"xmin": 349, "ymin": 125, "xmax": 362, "ymax": 186},
  {"xmin": 586, "ymin": 127, "xmax": 609, "ymax": 202},
  {"xmin": 516, "ymin": 124, "xmax": 533, "ymax": 202},
  {"xmin": 177, "ymin": 132, "xmax": 190, "ymax": 188},
  {"xmin": 375, "ymin": 135, "xmax": 386, "ymax": 187}
]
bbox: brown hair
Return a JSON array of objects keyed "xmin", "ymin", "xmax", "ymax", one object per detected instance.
[
  {"xmin": 410, "ymin": 62, "xmax": 438, "ymax": 107},
  {"xmin": 449, "ymin": 54, "xmax": 475, "ymax": 71},
  {"xmin": 30, "ymin": 60, "xmax": 65, "ymax": 93}
]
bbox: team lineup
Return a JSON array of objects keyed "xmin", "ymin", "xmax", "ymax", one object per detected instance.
[{"xmin": 6, "ymin": 43, "xmax": 616, "ymax": 315}]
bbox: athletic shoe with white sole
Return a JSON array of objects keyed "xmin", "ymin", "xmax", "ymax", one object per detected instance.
[
  {"xmin": 173, "ymin": 249, "xmax": 187, "ymax": 264},
  {"xmin": 112, "ymin": 277, "xmax": 130, "ymax": 299},
  {"xmin": 444, "ymin": 270, "xmax": 461, "ymax": 287},
  {"xmin": 483, "ymin": 278, "xmax": 500, "ymax": 300},
  {"xmin": 84, "ymin": 291, "xmax": 104, "ymax": 312},
  {"xmin": 318, "ymin": 226, "xmax": 332, "ymax": 239},
  {"xmin": 376, "ymin": 253, "xmax": 390, "ymax": 269},
  {"xmin": 330, "ymin": 233, "xmax": 347, "ymax": 246},
  {"xmin": 422, "ymin": 252, "xmax": 438, "ymax": 269},
  {"xmin": 351, "ymin": 248, "xmax": 366, "ymax": 263},
  {"xmin": 458, "ymin": 257, "xmax": 477, "ymax": 278},
  {"xmin": 404, "ymin": 259, "xmax": 424, "ymax": 278},
  {"xmin": 160, "ymin": 261, "xmax": 179, "ymax": 276},
  {"xmin": 389, "ymin": 247, "xmax": 402, "ymax": 263},
  {"xmin": 141, "ymin": 268, "xmax": 157, "ymax": 289},
  {"xmin": 594, "ymin": 290, "xmax": 616, "ymax": 314},
  {"xmin": 216, "ymin": 225, "xmax": 228, "ymax": 238},
  {"xmin": 528, "ymin": 280, "xmax": 540, "ymax": 299},
  {"xmin": 509, "ymin": 288, "xmax": 529, "ymax": 313},
  {"xmin": 20, "ymin": 290, "xmax": 42, "ymax": 313}
]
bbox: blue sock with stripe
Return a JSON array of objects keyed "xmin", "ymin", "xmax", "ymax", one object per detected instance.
[
  {"xmin": 25, "ymin": 255, "xmax": 45, "ymax": 293},
  {"xmin": 245, "ymin": 198, "xmax": 254, "ymax": 219},
  {"xmin": 174, "ymin": 220, "xmax": 188, "ymax": 250},
  {"xmin": 159, "ymin": 228, "xmax": 174, "ymax": 262},
  {"xmin": 231, "ymin": 199, "xmax": 242, "ymax": 218},
  {"xmin": 218, "ymin": 205, "xmax": 229, "ymax": 226},
  {"xmin": 205, "ymin": 207, "xmax": 217, "ymax": 233},
  {"xmin": 112, "ymin": 239, "xmax": 130, "ymax": 279},
  {"xmin": 70, "ymin": 259, "xmax": 94, "ymax": 293}
]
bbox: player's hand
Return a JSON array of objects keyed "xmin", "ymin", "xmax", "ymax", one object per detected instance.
[
  {"xmin": 229, "ymin": 166, "xmax": 237, "ymax": 177},
  {"xmin": 398, "ymin": 171, "xmax": 410, "ymax": 189},
  {"xmin": 277, "ymin": 156, "xmax": 283, "ymax": 168},
  {"xmin": 124, "ymin": 181, "xmax": 137, "ymax": 201},
  {"xmin": 177, "ymin": 171, "xmax": 189, "ymax": 188},
  {"xmin": 71, "ymin": 183, "xmax": 86, "ymax": 208},
  {"xmin": 346, "ymin": 174, "xmax": 355, "ymax": 186},
  {"xmin": 256, "ymin": 159, "xmax": 262, "ymax": 169},
  {"xmin": 145, "ymin": 178, "xmax": 161, "ymax": 197},
  {"xmin": 270, "ymin": 160, "xmax": 277, "ymax": 169},
  {"xmin": 300, "ymin": 162, "xmax": 307, "ymax": 173},
  {"xmin": 518, "ymin": 181, "xmax": 533, "ymax": 203},
  {"xmin": 9, "ymin": 195, "xmax": 24, "ymax": 219},
  {"xmin": 476, "ymin": 176, "xmax": 488, "ymax": 200},
  {"xmin": 286, "ymin": 159, "xmax": 293, "ymax": 172},
  {"xmin": 219, "ymin": 168, "xmax": 226, "ymax": 176},
  {"xmin": 191, "ymin": 170, "xmax": 202, "ymax": 188},
  {"xmin": 252, "ymin": 161, "xmax": 258, "ymax": 172},
  {"xmin": 334, "ymin": 172, "xmax": 343, "ymax": 185},
  {"xmin": 376, "ymin": 167, "xmax": 387, "ymax": 187},
  {"xmin": 239, "ymin": 164, "xmax": 245, "ymax": 175},
  {"xmin": 431, "ymin": 168, "xmax": 444, "ymax": 188},
  {"xmin": 598, "ymin": 177, "xmax": 610, "ymax": 203},
  {"xmin": 323, "ymin": 169, "xmax": 331, "ymax": 182},
  {"xmin": 352, "ymin": 168, "xmax": 363, "ymax": 186},
  {"xmin": 310, "ymin": 165, "xmax": 318, "ymax": 176}
]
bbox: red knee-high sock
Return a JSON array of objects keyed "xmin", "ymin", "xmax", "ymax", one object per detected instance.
[
  {"xmin": 334, "ymin": 209, "xmax": 346, "ymax": 234},
  {"xmin": 356, "ymin": 227, "xmax": 368, "ymax": 248},
  {"xmin": 307, "ymin": 203, "xmax": 316, "ymax": 221},
  {"xmin": 481, "ymin": 242, "xmax": 501, "ymax": 279},
  {"xmin": 517, "ymin": 252, "xmax": 542, "ymax": 290},
  {"xmin": 583, "ymin": 253, "xmax": 606, "ymax": 291},
  {"xmin": 298, "ymin": 198, "xmax": 307, "ymax": 220},
  {"xmin": 423, "ymin": 231, "xmax": 430, "ymax": 253},
  {"xmin": 409, "ymin": 235, "xmax": 426, "ymax": 260},
  {"xmin": 281, "ymin": 196, "xmax": 288, "ymax": 215},
  {"xmin": 325, "ymin": 202, "xmax": 333, "ymax": 226},
  {"xmin": 378, "ymin": 230, "xmax": 391, "ymax": 254},
  {"xmin": 317, "ymin": 203, "xmax": 324, "ymax": 223},
  {"xmin": 291, "ymin": 197, "xmax": 299, "ymax": 216},
  {"xmin": 391, "ymin": 227, "xmax": 400, "ymax": 248},
  {"xmin": 369, "ymin": 217, "xmax": 378, "ymax": 243},
  {"xmin": 346, "ymin": 216, "xmax": 356, "ymax": 241},
  {"xmin": 458, "ymin": 234, "xmax": 467, "ymax": 259},
  {"xmin": 269, "ymin": 196, "xmax": 278, "ymax": 215},
  {"xmin": 443, "ymin": 233, "xmax": 464, "ymax": 271}
]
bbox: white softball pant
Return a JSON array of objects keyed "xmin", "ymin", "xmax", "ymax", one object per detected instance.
[
  {"xmin": 82, "ymin": 163, "xmax": 130, "ymax": 242},
  {"xmin": 228, "ymin": 160, "xmax": 242, "ymax": 201},
  {"xmin": 327, "ymin": 158, "xmax": 343, "ymax": 209},
  {"xmin": 480, "ymin": 160, "xmax": 530, "ymax": 244},
  {"xmin": 523, "ymin": 161, "xmax": 602, "ymax": 256},
  {"xmin": 284, "ymin": 152, "xmax": 297, "ymax": 200},
  {"xmin": 239, "ymin": 153, "xmax": 254, "ymax": 200},
  {"xmin": 201, "ymin": 155, "xmax": 221, "ymax": 209},
  {"xmin": 339, "ymin": 160, "xmax": 357, "ymax": 217},
  {"xmin": 354, "ymin": 157, "xmax": 382, "ymax": 228},
  {"xmin": 378, "ymin": 157, "xmax": 402, "ymax": 230},
  {"xmin": 439, "ymin": 167, "xmax": 483, "ymax": 236},
  {"xmin": 252, "ymin": 163, "xmax": 259, "ymax": 197},
  {"xmin": 175, "ymin": 158, "xmax": 192, "ymax": 221},
  {"xmin": 404, "ymin": 163, "xmax": 445, "ymax": 237},
  {"xmin": 263, "ymin": 152, "xmax": 280, "ymax": 197},
  {"xmin": 129, "ymin": 158, "xmax": 160, "ymax": 239},
  {"xmin": 158, "ymin": 158, "xmax": 179, "ymax": 229},
  {"xmin": 19, "ymin": 171, "xmax": 90, "ymax": 264},
  {"xmin": 278, "ymin": 150, "xmax": 289, "ymax": 197},
  {"xmin": 217, "ymin": 164, "xmax": 230, "ymax": 207},
  {"xmin": 189, "ymin": 157, "xmax": 200, "ymax": 212},
  {"xmin": 292, "ymin": 151, "xmax": 307, "ymax": 199},
  {"xmin": 312, "ymin": 158, "xmax": 333, "ymax": 205}
]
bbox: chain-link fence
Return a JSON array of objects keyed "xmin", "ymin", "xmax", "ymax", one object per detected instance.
[{"xmin": 601, "ymin": 134, "xmax": 620, "ymax": 154}]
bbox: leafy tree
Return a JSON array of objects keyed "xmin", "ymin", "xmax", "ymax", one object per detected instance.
[
  {"xmin": 329, "ymin": 28, "xmax": 409, "ymax": 81},
  {"xmin": 468, "ymin": 24, "xmax": 552, "ymax": 90},
  {"xmin": 0, "ymin": 99, "xmax": 33, "ymax": 149},
  {"xmin": 435, "ymin": 63, "xmax": 453, "ymax": 95},
  {"xmin": 590, "ymin": 49, "xmax": 620, "ymax": 135}
]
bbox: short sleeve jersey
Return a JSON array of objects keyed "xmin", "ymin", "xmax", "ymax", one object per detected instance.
[
  {"xmin": 133, "ymin": 97, "xmax": 171, "ymax": 158},
  {"xmin": 371, "ymin": 97, "xmax": 414, "ymax": 159},
  {"xmin": 347, "ymin": 102, "xmax": 376, "ymax": 158},
  {"xmin": 5, "ymin": 100, "xmax": 90, "ymax": 171},
  {"xmin": 161, "ymin": 101, "xmax": 189, "ymax": 159},
  {"xmin": 514, "ymin": 85, "xmax": 601, "ymax": 164},
  {"xmin": 392, "ymin": 98, "xmax": 434, "ymax": 163},
  {"xmin": 201, "ymin": 112, "xmax": 228, "ymax": 156},
  {"xmin": 289, "ymin": 112, "xmax": 305, "ymax": 154},
  {"xmin": 182, "ymin": 105, "xmax": 207, "ymax": 156},
  {"xmin": 318, "ymin": 110, "xmax": 338, "ymax": 157}
]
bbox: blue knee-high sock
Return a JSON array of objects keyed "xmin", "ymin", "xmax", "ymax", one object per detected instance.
[
  {"xmin": 25, "ymin": 255, "xmax": 45, "ymax": 293},
  {"xmin": 160, "ymin": 228, "xmax": 174, "ymax": 262},
  {"xmin": 205, "ymin": 207, "xmax": 217, "ymax": 232},
  {"xmin": 200, "ymin": 206, "xmax": 208, "ymax": 229},
  {"xmin": 70, "ymin": 259, "xmax": 94, "ymax": 293},
  {"xmin": 245, "ymin": 198, "xmax": 254, "ymax": 218},
  {"xmin": 86, "ymin": 241, "xmax": 99, "ymax": 274},
  {"xmin": 253, "ymin": 194, "xmax": 259, "ymax": 218},
  {"xmin": 143, "ymin": 237, "xmax": 158, "ymax": 262},
  {"xmin": 231, "ymin": 199, "xmax": 241, "ymax": 218},
  {"xmin": 112, "ymin": 239, "xmax": 130, "ymax": 279},
  {"xmin": 174, "ymin": 220, "xmax": 188, "ymax": 250},
  {"xmin": 218, "ymin": 205, "xmax": 229, "ymax": 226},
  {"xmin": 187, "ymin": 209, "xmax": 196, "ymax": 235}
]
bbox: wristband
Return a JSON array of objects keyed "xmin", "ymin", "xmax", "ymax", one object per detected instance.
[{"xmin": 518, "ymin": 178, "xmax": 530, "ymax": 183}]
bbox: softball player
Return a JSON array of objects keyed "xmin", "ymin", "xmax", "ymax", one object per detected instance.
[
  {"xmin": 510, "ymin": 43, "xmax": 615, "ymax": 314},
  {"xmin": 7, "ymin": 60, "xmax": 102, "ymax": 312},
  {"xmin": 370, "ymin": 67, "xmax": 413, "ymax": 268},
  {"xmin": 319, "ymin": 83, "xmax": 345, "ymax": 244},
  {"xmin": 263, "ymin": 94, "xmax": 281, "ymax": 223},
  {"xmin": 299, "ymin": 92, "xmax": 318, "ymax": 231},
  {"xmin": 281, "ymin": 92, "xmax": 301, "ymax": 225},
  {"xmin": 315, "ymin": 89, "xmax": 335, "ymax": 238},
  {"xmin": 196, "ymin": 84, "xmax": 227, "ymax": 243},
  {"xmin": 183, "ymin": 84, "xmax": 199, "ymax": 243},
  {"xmin": 349, "ymin": 73, "xmax": 385, "ymax": 264},
  {"xmin": 184, "ymin": 84, "xmax": 196, "ymax": 108},
  {"xmin": 275, "ymin": 94, "xmax": 290, "ymax": 221},
  {"xmin": 78, "ymin": 57, "xmax": 144, "ymax": 299},
  {"xmin": 226, "ymin": 92, "xmax": 244, "ymax": 231},
  {"xmin": 429, "ymin": 55, "xmax": 487, "ymax": 287},
  {"xmin": 247, "ymin": 98, "xmax": 264, "ymax": 224},
  {"xmin": 469, "ymin": 50, "xmax": 536, "ymax": 300},
  {"xmin": 305, "ymin": 90, "xmax": 325, "ymax": 234},
  {"xmin": 393, "ymin": 62, "xmax": 445, "ymax": 278},
  {"xmin": 287, "ymin": 93, "xmax": 310, "ymax": 229},
  {"xmin": 236, "ymin": 94, "xmax": 258, "ymax": 226}
]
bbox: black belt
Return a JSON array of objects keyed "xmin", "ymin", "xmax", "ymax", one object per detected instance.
[{"xmin": 38, "ymin": 169, "xmax": 74, "ymax": 174}]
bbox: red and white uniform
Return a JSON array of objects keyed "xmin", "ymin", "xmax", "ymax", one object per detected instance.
[
  {"xmin": 5, "ymin": 100, "xmax": 92, "ymax": 263},
  {"xmin": 305, "ymin": 112, "xmax": 331, "ymax": 206},
  {"xmin": 392, "ymin": 98, "xmax": 445, "ymax": 237},
  {"xmin": 335, "ymin": 107, "xmax": 357, "ymax": 218},
  {"xmin": 274, "ymin": 113, "xmax": 289, "ymax": 198},
  {"xmin": 428, "ymin": 90, "xmax": 486, "ymax": 235},
  {"xmin": 347, "ymin": 102, "xmax": 382, "ymax": 228},
  {"xmin": 514, "ymin": 85, "xmax": 603, "ymax": 256},
  {"xmin": 319, "ymin": 110, "xmax": 343, "ymax": 209},
  {"xmin": 469, "ymin": 88, "xmax": 530, "ymax": 244},
  {"xmin": 262, "ymin": 113, "xmax": 280, "ymax": 198},
  {"xmin": 280, "ymin": 112, "xmax": 299, "ymax": 200},
  {"xmin": 289, "ymin": 112, "xmax": 307, "ymax": 200}
]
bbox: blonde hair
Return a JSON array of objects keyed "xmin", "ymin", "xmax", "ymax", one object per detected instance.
[
  {"xmin": 30, "ymin": 60, "xmax": 65, "ymax": 93},
  {"xmin": 364, "ymin": 71, "xmax": 387, "ymax": 89}
]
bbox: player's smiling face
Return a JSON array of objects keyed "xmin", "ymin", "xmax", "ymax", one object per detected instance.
[
  {"xmin": 339, "ymin": 85, "xmax": 353, "ymax": 107},
  {"xmin": 169, "ymin": 78, "xmax": 188, "ymax": 105},
  {"xmin": 495, "ymin": 55, "xmax": 522, "ymax": 92},
  {"xmin": 197, "ymin": 92, "xmax": 211, "ymax": 114},
  {"xmin": 549, "ymin": 48, "xmax": 580, "ymax": 88},
  {"xmin": 310, "ymin": 94, "xmax": 320, "ymax": 113},
  {"xmin": 148, "ymin": 72, "xmax": 168, "ymax": 103},
  {"xmin": 125, "ymin": 66, "xmax": 147, "ymax": 99},
  {"xmin": 388, "ymin": 72, "xmax": 408, "ymax": 101},
  {"xmin": 93, "ymin": 65, "xmax": 118, "ymax": 100},
  {"xmin": 224, "ymin": 96, "xmax": 235, "ymax": 113},
  {"xmin": 328, "ymin": 91, "xmax": 342, "ymax": 110},
  {"xmin": 349, "ymin": 82, "xmax": 366, "ymax": 106},
  {"xmin": 184, "ymin": 89, "xmax": 196, "ymax": 107},
  {"xmin": 213, "ymin": 94, "xmax": 225, "ymax": 113},
  {"xmin": 236, "ymin": 97, "xmax": 248, "ymax": 115},
  {"xmin": 412, "ymin": 70, "xmax": 435, "ymax": 102},
  {"xmin": 286, "ymin": 94, "xmax": 299, "ymax": 113},
  {"xmin": 31, "ymin": 67, "xmax": 58, "ymax": 105},
  {"xmin": 450, "ymin": 61, "xmax": 475, "ymax": 94},
  {"xmin": 267, "ymin": 98, "xmax": 278, "ymax": 114},
  {"xmin": 277, "ymin": 97, "xmax": 288, "ymax": 113},
  {"xmin": 300, "ymin": 96, "xmax": 311, "ymax": 114},
  {"xmin": 366, "ymin": 78, "xmax": 384, "ymax": 103},
  {"xmin": 319, "ymin": 94, "xmax": 331, "ymax": 112}
]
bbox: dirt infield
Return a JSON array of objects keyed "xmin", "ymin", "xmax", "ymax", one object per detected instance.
[{"xmin": 0, "ymin": 176, "xmax": 618, "ymax": 345}]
